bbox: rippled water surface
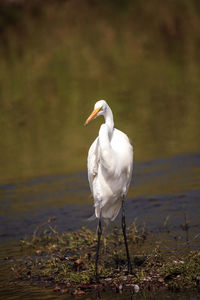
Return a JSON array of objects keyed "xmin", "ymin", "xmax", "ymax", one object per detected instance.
[{"xmin": 0, "ymin": 152, "xmax": 200, "ymax": 244}]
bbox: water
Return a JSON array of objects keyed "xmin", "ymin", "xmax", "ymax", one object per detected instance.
[
  {"xmin": 1, "ymin": 140, "xmax": 200, "ymax": 224},
  {"xmin": 0, "ymin": 152, "xmax": 200, "ymax": 244}
]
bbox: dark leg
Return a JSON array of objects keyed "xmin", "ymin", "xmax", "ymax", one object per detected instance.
[
  {"xmin": 95, "ymin": 217, "xmax": 102, "ymax": 282},
  {"xmin": 122, "ymin": 196, "xmax": 132, "ymax": 274}
]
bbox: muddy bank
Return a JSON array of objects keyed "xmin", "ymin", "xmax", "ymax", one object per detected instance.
[{"xmin": 10, "ymin": 220, "xmax": 200, "ymax": 296}]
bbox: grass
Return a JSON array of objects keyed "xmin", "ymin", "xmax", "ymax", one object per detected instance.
[{"xmin": 10, "ymin": 218, "xmax": 200, "ymax": 295}]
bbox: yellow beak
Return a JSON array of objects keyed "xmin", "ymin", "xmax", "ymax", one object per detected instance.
[{"xmin": 85, "ymin": 106, "xmax": 102, "ymax": 126}]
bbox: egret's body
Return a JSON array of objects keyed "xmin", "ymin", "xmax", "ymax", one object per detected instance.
[
  {"xmin": 88, "ymin": 121, "xmax": 133, "ymax": 223},
  {"xmin": 85, "ymin": 100, "xmax": 133, "ymax": 280}
]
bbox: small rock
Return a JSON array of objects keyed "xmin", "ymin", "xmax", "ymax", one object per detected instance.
[
  {"xmin": 133, "ymin": 284, "xmax": 139, "ymax": 293},
  {"xmin": 48, "ymin": 244, "xmax": 57, "ymax": 251},
  {"xmin": 60, "ymin": 288, "xmax": 69, "ymax": 294},
  {"xmin": 53, "ymin": 285, "xmax": 61, "ymax": 292},
  {"xmin": 122, "ymin": 276, "xmax": 128, "ymax": 280},
  {"xmin": 73, "ymin": 289, "xmax": 86, "ymax": 296},
  {"xmin": 173, "ymin": 260, "xmax": 184, "ymax": 265},
  {"xmin": 35, "ymin": 249, "xmax": 42, "ymax": 255},
  {"xmin": 104, "ymin": 278, "xmax": 112, "ymax": 282},
  {"xmin": 74, "ymin": 259, "xmax": 84, "ymax": 271},
  {"xmin": 75, "ymin": 259, "xmax": 83, "ymax": 265}
]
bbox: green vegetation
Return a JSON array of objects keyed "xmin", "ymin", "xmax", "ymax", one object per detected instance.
[
  {"xmin": 0, "ymin": 0, "xmax": 200, "ymax": 182},
  {"xmin": 11, "ymin": 220, "xmax": 200, "ymax": 295}
]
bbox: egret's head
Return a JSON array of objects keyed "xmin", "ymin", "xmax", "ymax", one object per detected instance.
[{"xmin": 85, "ymin": 100, "xmax": 108, "ymax": 125}]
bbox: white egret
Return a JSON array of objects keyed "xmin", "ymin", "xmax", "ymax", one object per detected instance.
[{"xmin": 85, "ymin": 100, "xmax": 133, "ymax": 280}]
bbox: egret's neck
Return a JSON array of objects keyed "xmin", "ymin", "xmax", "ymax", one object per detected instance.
[
  {"xmin": 98, "ymin": 106, "xmax": 114, "ymax": 170},
  {"xmin": 104, "ymin": 106, "xmax": 114, "ymax": 138}
]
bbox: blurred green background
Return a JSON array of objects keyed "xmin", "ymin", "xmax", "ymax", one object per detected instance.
[{"xmin": 0, "ymin": 0, "xmax": 200, "ymax": 183}]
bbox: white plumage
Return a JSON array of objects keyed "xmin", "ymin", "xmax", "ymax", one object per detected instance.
[{"xmin": 85, "ymin": 100, "xmax": 133, "ymax": 224}]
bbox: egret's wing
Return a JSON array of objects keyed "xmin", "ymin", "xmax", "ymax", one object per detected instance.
[
  {"xmin": 126, "ymin": 144, "xmax": 133, "ymax": 192},
  {"xmin": 87, "ymin": 137, "xmax": 99, "ymax": 194},
  {"xmin": 111, "ymin": 129, "xmax": 134, "ymax": 196},
  {"xmin": 122, "ymin": 136, "xmax": 133, "ymax": 195}
]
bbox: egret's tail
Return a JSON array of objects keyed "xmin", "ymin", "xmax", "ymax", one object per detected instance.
[
  {"xmin": 95, "ymin": 199, "xmax": 122, "ymax": 222},
  {"xmin": 87, "ymin": 213, "xmax": 96, "ymax": 222}
]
